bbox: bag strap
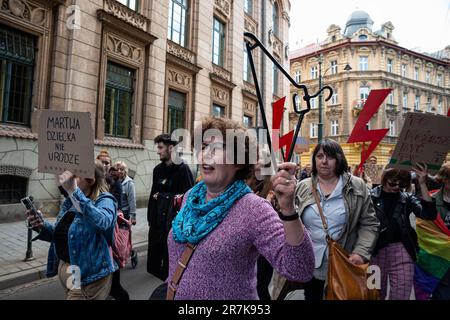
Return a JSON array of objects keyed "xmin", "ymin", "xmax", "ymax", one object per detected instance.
[
  {"xmin": 311, "ymin": 178, "xmax": 330, "ymax": 239},
  {"xmin": 166, "ymin": 243, "xmax": 196, "ymax": 300}
]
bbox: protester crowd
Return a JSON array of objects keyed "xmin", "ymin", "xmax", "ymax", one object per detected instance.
[{"xmin": 26, "ymin": 116, "xmax": 449, "ymax": 300}]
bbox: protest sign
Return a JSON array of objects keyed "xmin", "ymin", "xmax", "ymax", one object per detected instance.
[
  {"xmin": 387, "ymin": 112, "xmax": 450, "ymax": 174},
  {"xmin": 38, "ymin": 110, "xmax": 94, "ymax": 178}
]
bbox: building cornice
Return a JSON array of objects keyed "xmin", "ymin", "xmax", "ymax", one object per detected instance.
[{"xmin": 291, "ymin": 40, "xmax": 450, "ymax": 66}]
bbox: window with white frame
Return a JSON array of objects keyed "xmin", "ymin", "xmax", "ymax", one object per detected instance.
[
  {"xmin": 388, "ymin": 92, "xmax": 394, "ymax": 104},
  {"xmin": 426, "ymin": 71, "xmax": 430, "ymax": 83},
  {"xmin": 243, "ymin": 114, "xmax": 253, "ymax": 128},
  {"xmin": 212, "ymin": 17, "xmax": 226, "ymax": 67},
  {"xmin": 330, "ymin": 60, "xmax": 338, "ymax": 74},
  {"xmin": 401, "ymin": 64, "xmax": 407, "ymax": 77},
  {"xmin": 387, "ymin": 58, "xmax": 393, "ymax": 72},
  {"xmin": 437, "ymin": 74, "xmax": 442, "ymax": 87},
  {"xmin": 388, "ymin": 119, "xmax": 396, "ymax": 136},
  {"xmin": 294, "ymin": 70, "xmax": 301, "ymax": 83},
  {"xmin": 414, "ymin": 67, "xmax": 419, "ymax": 81},
  {"xmin": 118, "ymin": 0, "xmax": 139, "ymax": 11},
  {"xmin": 438, "ymin": 98, "xmax": 443, "ymax": 114},
  {"xmin": 359, "ymin": 86, "xmax": 370, "ymax": 101},
  {"xmin": 403, "ymin": 93, "xmax": 408, "ymax": 109},
  {"xmin": 427, "ymin": 96, "xmax": 432, "ymax": 112},
  {"xmin": 244, "ymin": 0, "xmax": 253, "ymax": 16},
  {"xmin": 168, "ymin": 0, "xmax": 189, "ymax": 47},
  {"xmin": 243, "ymin": 44, "xmax": 253, "ymax": 83},
  {"xmin": 310, "ymin": 66, "xmax": 318, "ymax": 79},
  {"xmin": 359, "ymin": 56, "xmax": 368, "ymax": 71},
  {"xmin": 331, "ymin": 120, "xmax": 339, "ymax": 136},
  {"xmin": 310, "ymin": 123, "xmax": 318, "ymax": 138},
  {"xmin": 330, "ymin": 92, "xmax": 338, "ymax": 105},
  {"xmin": 310, "ymin": 97, "xmax": 317, "ymax": 109},
  {"xmin": 272, "ymin": 2, "xmax": 279, "ymax": 37},
  {"xmin": 414, "ymin": 95, "xmax": 420, "ymax": 111},
  {"xmin": 272, "ymin": 62, "xmax": 279, "ymax": 95}
]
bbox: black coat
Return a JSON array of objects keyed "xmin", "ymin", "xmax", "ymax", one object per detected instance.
[
  {"xmin": 370, "ymin": 186, "xmax": 437, "ymax": 261},
  {"xmin": 146, "ymin": 161, "xmax": 194, "ymax": 280}
]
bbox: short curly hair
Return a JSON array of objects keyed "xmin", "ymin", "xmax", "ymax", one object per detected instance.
[{"xmin": 195, "ymin": 117, "xmax": 256, "ymax": 181}]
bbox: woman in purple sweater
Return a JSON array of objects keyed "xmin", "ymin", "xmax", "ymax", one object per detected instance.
[{"xmin": 166, "ymin": 117, "xmax": 314, "ymax": 300}]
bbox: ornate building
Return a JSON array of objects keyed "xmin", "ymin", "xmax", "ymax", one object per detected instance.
[
  {"xmin": 0, "ymin": 0, "xmax": 291, "ymax": 221},
  {"xmin": 289, "ymin": 10, "xmax": 450, "ymax": 167}
]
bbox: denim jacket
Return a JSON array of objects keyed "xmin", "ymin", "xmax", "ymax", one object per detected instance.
[{"xmin": 34, "ymin": 188, "xmax": 118, "ymax": 285}]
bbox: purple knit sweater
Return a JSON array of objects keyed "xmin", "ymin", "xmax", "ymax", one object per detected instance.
[{"xmin": 167, "ymin": 192, "xmax": 314, "ymax": 300}]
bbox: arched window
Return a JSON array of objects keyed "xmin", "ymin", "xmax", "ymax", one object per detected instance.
[{"xmin": 272, "ymin": 2, "xmax": 279, "ymax": 37}]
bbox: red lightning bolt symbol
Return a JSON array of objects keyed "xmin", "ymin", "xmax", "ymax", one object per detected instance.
[
  {"xmin": 272, "ymin": 97, "xmax": 294, "ymax": 162},
  {"xmin": 347, "ymin": 89, "xmax": 392, "ymax": 171}
]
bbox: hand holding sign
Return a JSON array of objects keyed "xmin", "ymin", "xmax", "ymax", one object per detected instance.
[
  {"xmin": 58, "ymin": 171, "xmax": 77, "ymax": 194},
  {"xmin": 411, "ymin": 162, "xmax": 428, "ymax": 185}
]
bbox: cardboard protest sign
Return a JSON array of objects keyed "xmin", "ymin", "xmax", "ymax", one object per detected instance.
[
  {"xmin": 38, "ymin": 110, "xmax": 94, "ymax": 178},
  {"xmin": 387, "ymin": 112, "xmax": 450, "ymax": 174}
]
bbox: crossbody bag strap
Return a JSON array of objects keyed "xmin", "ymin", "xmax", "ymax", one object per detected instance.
[
  {"xmin": 311, "ymin": 178, "xmax": 330, "ymax": 239},
  {"xmin": 166, "ymin": 243, "xmax": 197, "ymax": 300}
]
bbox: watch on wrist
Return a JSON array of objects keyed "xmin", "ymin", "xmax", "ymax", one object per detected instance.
[{"xmin": 278, "ymin": 210, "xmax": 299, "ymax": 221}]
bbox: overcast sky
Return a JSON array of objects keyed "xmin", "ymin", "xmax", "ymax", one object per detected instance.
[{"xmin": 289, "ymin": 0, "xmax": 450, "ymax": 53}]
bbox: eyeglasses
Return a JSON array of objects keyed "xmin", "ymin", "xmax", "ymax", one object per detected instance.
[{"xmin": 387, "ymin": 181, "xmax": 400, "ymax": 187}]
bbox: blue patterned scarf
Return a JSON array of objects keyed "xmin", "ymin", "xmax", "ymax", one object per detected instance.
[{"xmin": 172, "ymin": 180, "xmax": 251, "ymax": 244}]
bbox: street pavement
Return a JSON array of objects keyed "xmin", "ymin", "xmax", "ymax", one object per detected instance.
[
  {"xmin": 0, "ymin": 251, "xmax": 163, "ymax": 300},
  {"xmin": 0, "ymin": 208, "xmax": 149, "ymax": 291}
]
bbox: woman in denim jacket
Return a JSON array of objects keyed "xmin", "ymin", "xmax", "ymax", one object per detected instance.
[{"xmin": 27, "ymin": 160, "xmax": 117, "ymax": 300}]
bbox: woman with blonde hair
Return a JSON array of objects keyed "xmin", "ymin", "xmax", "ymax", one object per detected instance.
[{"xmin": 26, "ymin": 160, "xmax": 117, "ymax": 300}]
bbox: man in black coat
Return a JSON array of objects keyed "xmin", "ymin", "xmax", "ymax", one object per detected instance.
[{"xmin": 146, "ymin": 134, "xmax": 194, "ymax": 280}]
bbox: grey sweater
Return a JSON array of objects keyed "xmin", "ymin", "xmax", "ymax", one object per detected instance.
[{"xmin": 121, "ymin": 176, "xmax": 136, "ymax": 220}]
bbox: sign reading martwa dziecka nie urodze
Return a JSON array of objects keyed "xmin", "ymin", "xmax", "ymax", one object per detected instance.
[{"xmin": 38, "ymin": 110, "xmax": 94, "ymax": 178}]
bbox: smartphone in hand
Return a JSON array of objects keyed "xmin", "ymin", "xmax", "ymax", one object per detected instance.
[{"xmin": 21, "ymin": 196, "xmax": 43, "ymax": 229}]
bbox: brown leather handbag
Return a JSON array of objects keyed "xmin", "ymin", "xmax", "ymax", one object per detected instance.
[{"xmin": 312, "ymin": 181, "xmax": 379, "ymax": 300}]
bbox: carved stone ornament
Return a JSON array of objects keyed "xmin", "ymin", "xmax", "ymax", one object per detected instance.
[
  {"xmin": 212, "ymin": 85, "xmax": 229, "ymax": 105},
  {"xmin": 272, "ymin": 35, "xmax": 282, "ymax": 58},
  {"xmin": 104, "ymin": 0, "xmax": 149, "ymax": 32},
  {"xmin": 1, "ymin": 0, "xmax": 47, "ymax": 27},
  {"xmin": 243, "ymin": 82, "xmax": 257, "ymax": 96},
  {"xmin": 167, "ymin": 68, "xmax": 192, "ymax": 90},
  {"xmin": 326, "ymin": 107, "xmax": 343, "ymax": 117},
  {"xmin": 214, "ymin": 0, "xmax": 230, "ymax": 18},
  {"xmin": 244, "ymin": 100, "xmax": 256, "ymax": 114},
  {"xmin": 212, "ymin": 65, "xmax": 231, "ymax": 82},
  {"xmin": 268, "ymin": 28, "xmax": 274, "ymax": 45},
  {"xmin": 106, "ymin": 33, "xmax": 144, "ymax": 64},
  {"xmin": 244, "ymin": 15, "xmax": 257, "ymax": 34},
  {"xmin": 167, "ymin": 41, "xmax": 195, "ymax": 64}
]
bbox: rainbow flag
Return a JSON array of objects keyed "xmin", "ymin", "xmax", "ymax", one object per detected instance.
[{"xmin": 414, "ymin": 215, "xmax": 450, "ymax": 300}]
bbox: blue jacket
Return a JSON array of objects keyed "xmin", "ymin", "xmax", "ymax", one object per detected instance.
[{"xmin": 34, "ymin": 189, "xmax": 118, "ymax": 285}]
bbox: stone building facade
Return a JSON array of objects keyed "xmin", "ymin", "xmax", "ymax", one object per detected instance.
[
  {"xmin": 0, "ymin": 0, "xmax": 291, "ymax": 221},
  {"xmin": 289, "ymin": 11, "xmax": 450, "ymax": 167}
]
